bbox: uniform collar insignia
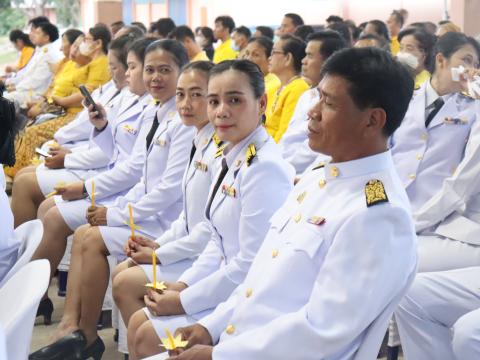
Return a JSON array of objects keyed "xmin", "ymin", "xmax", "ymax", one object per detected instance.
[
  {"xmin": 212, "ymin": 133, "xmax": 224, "ymax": 148},
  {"xmin": 365, "ymin": 179, "xmax": 389, "ymax": 207},
  {"xmin": 245, "ymin": 143, "xmax": 257, "ymax": 167},
  {"xmin": 215, "ymin": 144, "xmax": 227, "ymax": 158},
  {"xmin": 311, "ymin": 162, "xmax": 326, "ymax": 171}
]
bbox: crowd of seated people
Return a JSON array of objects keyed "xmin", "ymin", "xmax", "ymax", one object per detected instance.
[{"xmin": 0, "ymin": 9, "xmax": 479, "ymax": 360}]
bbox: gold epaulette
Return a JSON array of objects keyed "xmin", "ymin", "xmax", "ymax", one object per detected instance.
[
  {"xmin": 245, "ymin": 144, "xmax": 257, "ymax": 166},
  {"xmin": 365, "ymin": 179, "xmax": 389, "ymax": 207}
]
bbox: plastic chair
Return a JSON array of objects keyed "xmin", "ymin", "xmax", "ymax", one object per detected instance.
[
  {"xmin": 0, "ymin": 259, "xmax": 50, "ymax": 360},
  {"xmin": 0, "ymin": 220, "xmax": 43, "ymax": 288}
]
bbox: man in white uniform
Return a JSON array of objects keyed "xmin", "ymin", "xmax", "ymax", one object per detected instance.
[
  {"xmin": 279, "ymin": 30, "xmax": 346, "ymax": 174},
  {"xmin": 163, "ymin": 47, "xmax": 417, "ymax": 360}
]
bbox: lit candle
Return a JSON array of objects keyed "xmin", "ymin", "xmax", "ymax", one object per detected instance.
[{"xmin": 152, "ymin": 250, "xmax": 157, "ymax": 290}]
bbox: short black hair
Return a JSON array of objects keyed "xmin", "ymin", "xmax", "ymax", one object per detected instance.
[
  {"xmin": 279, "ymin": 34, "xmax": 306, "ymax": 73},
  {"xmin": 357, "ymin": 33, "xmax": 390, "ymax": 52},
  {"xmin": 321, "ymin": 47, "xmax": 414, "ymax": 136},
  {"xmin": 131, "ymin": 21, "xmax": 147, "ymax": 33},
  {"xmin": 255, "ymin": 26, "xmax": 274, "ymax": 40},
  {"xmin": 145, "ymin": 39, "xmax": 189, "ymax": 69},
  {"xmin": 111, "ymin": 20, "xmax": 124, "ymax": 27},
  {"xmin": 248, "ymin": 36, "xmax": 274, "ymax": 57},
  {"xmin": 36, "ymin": 22, "xmax": 59, "ymax": 43},
  {"xmin": 433, "ymin": 32, "xmax": 480, "ymax": 73},
  {"xmin": 152, "ymin": 18, "xmax": 176, "ymax": 38},
  {"xmin": 62, "ymin": 29, "xmax": 83, "ymax": 46},
  {"xmin": 423, "ymin": 22, "xmax": 437, "ymax": 35},
  {"xmin": 89, "ymin": 24, "xmax": 112, "ymax": 54},
  {"xmin": 327, "ymin": 22, "xmax": 352, "ymax": 45},
  {"xmin": 210, "ymin": 59, "xmax": 265, "ymax": 99},
  {"xmin": 390, "ymin": 10, "xmax": 405, "ymax": 28},
  {"xmin": 307, "ymin": 30, "xmax": 348, "ymax": 59},
  {"xmin": 294, "ymin": 25, "xmax": 314, "ymax": 41},
  {"xmin": 128, "ymin": 37, "xmax": 157, "ymax": 65},
  {"xmin": 110, "ymin": 34, "xmax": 141, "ymax": 68},
  {"xmin": 181, "ymin": 60, "xmax": 214, "ymax": 75},
  {"xmin": 168, "ymin": 25, "xmax": 195, "ymax": 42},
  {"xmin": 326, "ymin": 15, "xmax": 343, "ymax": 24},
  {"xmin": 233, "ymin": 26, "xmax": 251, "ymax": 39},
  {"xmin": 120, "ymin": 25, "xmax": 145, "ymax": 38},
  {"xmin": 284, "ymin": 13, "xmax": 304, "ymax": 27},
  {"xmin": 9, "ymin": 29, "xmax": 34, "ymax": 47},
  {"xmin": 215, "ymin": 16, "xmax": 235, "ymax": 33},
  {"xmin": 28, "ymin": 16, "xmax": 50, "ymax": 28},
  {"xmin": 196, "ymin": 26, "xmax": 214, "ymax": 45},
  {"xmin": 438, "ymin": 20, "xmax": 451, "ymax": 26},
  {"xmin": 367, "ymin": 20, "xmax": 390, "ymax": 42},
  {"xmin": 398, "ymin": 28, "xmax": 437, "ymax": 71}
]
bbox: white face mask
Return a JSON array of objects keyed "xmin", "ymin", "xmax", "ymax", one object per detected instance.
[
  {"xmin": 396, "ymin": 51, "xmax": 419, "ymax": 70},
  {"xmin": 79, "ymin": 41, "xmax": 92, "ymax": 56}
]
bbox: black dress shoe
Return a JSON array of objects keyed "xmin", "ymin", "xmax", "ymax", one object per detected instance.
[
  {"xmin": 36, "ymin": 298, "xmax": 54, "ymax": 325},
  {"xmin": 82, "ymin": 336, "xmax": 105, "ymax": 360},
  {"xmin": 29, "ymin": 330, "xmax": 86, "ymax": 360}
]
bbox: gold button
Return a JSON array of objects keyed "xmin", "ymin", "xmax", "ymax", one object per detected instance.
[
  {"xmin": 421, "ymin": 133, "xmax": 428, "ymax": 140},
  {"xmin": 246, "ymin": 288, "xmax": 253, "ymax": 298},
  {"xmin": 319, "ymin": 179, "xmax": 327, "ymax": 188},
  {"xmin": 297, "ymin": 191, "xmax": 307, "ymax": 203},
  {"xmin": 293, "ymin": 213, "xmax": 302, "ymax": 223},
  {"xmin": 416, "ymin": 154, "xmax": 423, "ymax": 160},
  {"xmin": 225, "ymin": 324, "xmax": 235, "ymax": 334},
  {"xmin": 409, "ymin": 174, "xmax": 416, "ymax": 180},
  {"xmin": 330, "ymin": 166, "xmax": 339, "ymax": 177},
  {"xmin": 272, "ymin": 249, "xmax": 279, "ymax": 258}
]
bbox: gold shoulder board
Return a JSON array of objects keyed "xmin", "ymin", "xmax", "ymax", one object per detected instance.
[
  {"xmin": 245, "ymin": 144, "xmax": 257, "ymax": 166},
  {"xmin": 365, "ymin": 179, "xmax": 389, "ymax": 207}
]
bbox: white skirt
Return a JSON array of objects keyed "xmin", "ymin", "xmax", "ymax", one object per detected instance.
[{"xmin": 36, "ymin": 165, "xmax": 83, "ymax": 196}]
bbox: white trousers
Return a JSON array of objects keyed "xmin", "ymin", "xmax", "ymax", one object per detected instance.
[{"xmin": 396, "ymin": 267, "xmax": 480, "ymax": 360}]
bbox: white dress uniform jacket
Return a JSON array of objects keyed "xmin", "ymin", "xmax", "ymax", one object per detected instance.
[
  {"xmin": 198, "ymin": 151, "xmax": 417, "ymax": 360},
  {"xmin": 279, "ymin": 88, "xmax": 320, "ymax": 174},
  {"xmin": 177, "ymin": 126, "xmax": 295, "ymax": 318},
  {"xmin": 391, "ymin": 81, "xmax": 478, "ymax": 214},
  {"xmin": 396, "ymin": 267, "xmax": 480, "ymax": 360},
  {"xmin": 4, "ymin": 42, "xmax": 62, "ymax": 106},
  {"xmin": 36, "ymin": 88, "xmax": 149, "ymax": 196},
  {"xmin": 53, "ymin": 80, "xmax": 117, "ymax": 148},
  {"xmin": 0, "ymin": 170, "xmax": 20, "ymax": 282},
  {"xmin": 153, "ymin": 123, "xmax": 220, "ymax": 266}
]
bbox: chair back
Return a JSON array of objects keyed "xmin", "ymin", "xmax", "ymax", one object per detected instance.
[
  {"xmin": 0, "ymin": 220, "xmax": 43, "ymax": 288},
  {"xmin": 0, "ymin": 259, "xmax": 50, "ymax": 360}
]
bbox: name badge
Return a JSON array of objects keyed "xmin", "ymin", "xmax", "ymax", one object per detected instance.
[
  {"xmin": 155, "ymin": 137, "xmax": 167, "ymax": 146},
  {"xmin": 221, "ymin": 184, "xmax": 236, "ymax": 198},
  {"xmin": 444, "ymin": 117, "xmax": 468, "ymax": 125},
  {"xmin": 194, "ymin": 161, "xmax": 208, "ymax": 172},
  {"xmin": 123, "ymin": 124, "xmax": 137, "ymax": 135}
]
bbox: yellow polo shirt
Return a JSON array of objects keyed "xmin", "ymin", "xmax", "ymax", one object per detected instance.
[
  {"xmin": 192, "ymin": 51, "xmax": 210, "ymax": 62},
  {"xmin": 415, "ymin": 69, "xmax": 431, "ymax": 90},
  {"xmin": 391, "ymin": 36, "xmax": 400, "ymax": 55},
  {"xmin": 264, "ymin": 73, "xmax": 281, "ymax": 119},
  {"xmin": 213, "ymin": 38, "xmax": 238, "ymax": 64},
  {"xmin": 265, "ymin": 77, "xmax": 310, "ymax": 143}
]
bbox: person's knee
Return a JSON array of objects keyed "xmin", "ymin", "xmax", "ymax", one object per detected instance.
[
  {"xmin": 12, "ymin": 172, "xmax": 38, "ymax": 198},
  {"xmin": 452, "ymin": 312, "xmax": 480, "ymax": 358},
  {"xmin": 81, "ymin": 227, "xmax": 105, "ymax": 255},
  {"xmin": 135, "ymin": 321, "xmax": 158, "ymax": 358},
  {"xmin": 113, "ymin": 268, "xmax": 131, "ymax": 305},
  {"xmin": 43, "ymin": 206, "xmax": 67, "ymax": 233},
  {"xmin": 38, "ymin": 198, "xmax": 57, "ymax": 220}
]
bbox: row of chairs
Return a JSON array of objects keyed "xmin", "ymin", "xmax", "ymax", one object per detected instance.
[{"xmin": 0, "ymin": 221, "xmax": 50, "ymax": 360}]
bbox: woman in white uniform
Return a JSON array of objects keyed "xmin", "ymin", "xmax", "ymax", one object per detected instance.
[
  {"xmin": 112, "ymin": 60, "xmax": 221, "ymax": 328},
  {"xmin": 10, "ymin": 34, "xmax": 147, "ymax": 228},
  {"xmin": 29, "ymin": 39, "xmax": 193, "ymax": 360},
  {"xmin": 127, "ymin": 60, "xmax": 295, "ymax": 360}
]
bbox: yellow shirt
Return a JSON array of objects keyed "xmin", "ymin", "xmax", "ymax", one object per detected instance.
[
  {"xmin": 192, "ymin": 51, "xmax": 210, "ymax": 62},
  {"xmin": 390, "ymin": 36, "xmax": 400, "ymax": 55},
  {"xmin": 265, "ymin": 77, "xmax": 310, "ymax": 143},
  {"xmin": 17, "ymin": 46, "xmax": 35, "ymax": 70},
  {"xmin": 264, "ymin": 73, "xmax": 281, "ymax": 119},
  {"xmin": 415, "ymin": 69, "xmax": 431, "ymax": 90},
  {"xmin": 213, "ymin": 38, "xmax": 238, "ymax": 64}
]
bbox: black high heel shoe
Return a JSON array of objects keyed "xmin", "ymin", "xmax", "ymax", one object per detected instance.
[
  {"xmin": 82, "ymin": 336, "xmax": 105, "ymax": 360},
  {"xmin": 28, "ymin": 330, "xmax": 86, "ymax": 360},
  {"xmin": 36, "ymin": 298, "xmax": 54, "ymax": 325}
]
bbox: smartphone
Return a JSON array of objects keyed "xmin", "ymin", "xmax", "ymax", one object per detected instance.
[
  {"xmin": 35, "ymin": 147, "xmax": 52, "ymax": 158},
  {"xmin": 79, "ymin": 85, "xmax": 101, "ymax": 117}
]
